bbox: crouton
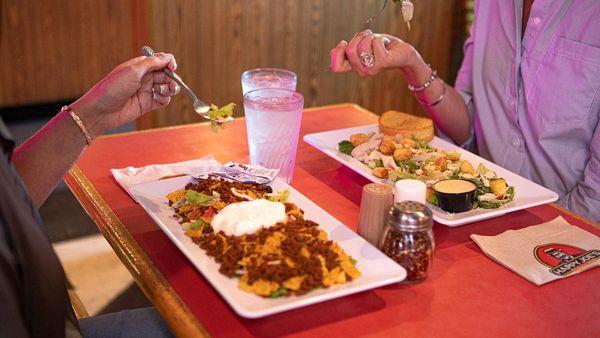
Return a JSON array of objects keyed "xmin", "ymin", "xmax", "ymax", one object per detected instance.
[
  {"xmin": 393, "ymin": 147, "xmax": 412, "ymax": 161},
  {"xmin": 349, "ymin": 133, "xmax": 370, "ymax": 146},
  {"xmin": 372, "ymin": 167, "xmax": 389, "ymax": 178},
  {"xmin": 379, "ymin": 139, "xmax": 396, "ymax": 155},
  {"xmin": 490, "ymin": 178, "xmax": 507, "ymax": 195}
]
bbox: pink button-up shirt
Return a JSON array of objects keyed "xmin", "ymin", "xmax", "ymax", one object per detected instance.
[{"xmin": 455, "ymin": 0, "xmax": 600, "ymax": 222}]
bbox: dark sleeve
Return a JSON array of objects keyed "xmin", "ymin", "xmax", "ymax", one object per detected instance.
[{"xmin": 0, "ymin": 219, "xmax": 29, "ymax": 338}]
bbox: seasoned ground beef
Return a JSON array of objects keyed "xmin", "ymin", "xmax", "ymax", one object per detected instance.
[
  {"xmin": 169, "ymin": 176, "xmax": 360, "ymax": 297},
  {"xmin": 197, "ymin": 219, "xmax": 354, "ymax": 296},
  {"xmin": 185, "ymin": 175, "xmax": 272, "ymax": 204}
]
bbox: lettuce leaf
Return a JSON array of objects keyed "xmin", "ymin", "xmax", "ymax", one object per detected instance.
[
  {"xmin": 190, "ymin": 218, "xmax": 209, "ymax": 231},
  {"xmin": 269, "ymin": 288, "xmax": 287, "ymax": 298},
  {"xmin": 207, "ymin": 103, "xmax": 235, "ymax": 133},
  {"xmin": 405, "ymin": 160, "xmax": 420, "ymax": 173},
  {"xmin": 185, "ymin": 190, "xmax": 215, "ymax": 206},
  {"xmin": 427, "ymin": 193, "xmax": 438, "ymax": 206},
  {"xmin": 267, "ymin": 189, "xmax": 291, "ymax": 202},
  {"xmin": 476, "ymin": 163, "xmax": 490, "ymax": 176},
  {"xmin": 388, "ymin": 170, "xmax": 418, "ymax": 182},
  {"xmin": 338, "ymin": 140, "xmax": 355, "ymax": 155}
]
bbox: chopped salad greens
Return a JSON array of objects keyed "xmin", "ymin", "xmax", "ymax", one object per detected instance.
[
  {"xmin": 266, "ymin": 189, "xmax": 291, "ymax": 203},
  {"xmin": 338, "ymin": 140, "xmax": 355, "ymax": 155},
  {"xmin": 339, "ymin": 131, "xmax": 515, "ymax": 210},
  {"xmin": 207, "ymin": 103, "xmax": 235, "ymax": 132},
  {"xmin": 185, "ymin": 190, "xmax": 215, "ymax": 206}
]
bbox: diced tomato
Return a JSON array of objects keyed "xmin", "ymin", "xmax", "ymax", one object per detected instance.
[{"xmin": 202, "ymin": 207, "xmax": 216, "ymax": 218}]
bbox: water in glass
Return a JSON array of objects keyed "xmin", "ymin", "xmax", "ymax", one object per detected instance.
[
  {"xmin": 241, "ymin": 68, "xmax": 297, "ymax": 95},
  {"xmin": 243, "ymin": 88, "xmax": 304, "ymax": 183}
]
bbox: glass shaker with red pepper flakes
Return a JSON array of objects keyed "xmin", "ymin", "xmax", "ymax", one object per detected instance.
[{"xmin": 379, "ymin": 201, "xmax": 434, "ymax": 283}]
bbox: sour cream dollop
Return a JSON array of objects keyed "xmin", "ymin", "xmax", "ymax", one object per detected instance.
[{"xmin": 211, "ymin": 199, "xmax": 287, "ymax": 236}]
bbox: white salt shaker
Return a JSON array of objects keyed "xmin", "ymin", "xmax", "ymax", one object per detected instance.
[{"xmin": 394, "ymin": 179, "xmax": 427, "ymax": 204}]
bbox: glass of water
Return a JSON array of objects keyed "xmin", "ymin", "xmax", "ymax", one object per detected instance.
[
  {"xmin": 241, "ymin": 68, "xmax": 297, "ymax": 95},
  {"xmin": 243, "ymin": 88, "xmax": 304, "ymax": 183}
]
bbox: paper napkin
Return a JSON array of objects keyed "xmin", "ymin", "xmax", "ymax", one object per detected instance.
[
  {"xmin": 111, "ymin": 155, "xmax": 222, "ymax": 201},
  {"xmin": 471, "ymin": 216, "xmax": 600, "ymax": 285}
]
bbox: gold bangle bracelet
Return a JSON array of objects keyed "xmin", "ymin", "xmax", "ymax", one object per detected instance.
[{"xmin": 62, "ymin": 105, "xmax": 93, "ymax": 145}]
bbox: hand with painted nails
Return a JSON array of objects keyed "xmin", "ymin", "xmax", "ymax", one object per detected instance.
[
  {"xmin": 330, "ymin": 30, "xmax": 419, "ymax": 77},
  {"xmin": 70, "ymin": 52, "xmax": 181, "ymax": 138}
]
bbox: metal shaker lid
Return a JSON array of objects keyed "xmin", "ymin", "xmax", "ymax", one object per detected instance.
[{"xmin": 386, "ymin": 201, "xmax": 433, "ymax": 231}]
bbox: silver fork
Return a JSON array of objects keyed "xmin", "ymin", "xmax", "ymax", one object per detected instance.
[{"xmin": 141, "ymin": 46, "xmax": 210, "ymax": 115}]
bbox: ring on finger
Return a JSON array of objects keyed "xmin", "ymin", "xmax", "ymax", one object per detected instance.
[{"xmin": 359, "ymin": 51, "xmax": 375, "ymax": 70}]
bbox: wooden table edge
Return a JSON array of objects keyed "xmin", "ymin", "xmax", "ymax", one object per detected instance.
[
  {"xmin": 64, "ymin": 165, "xmax": 210, "ymax": 338},
  {"xmin": 549, "ymin": 203, "xmax": 600, "ymax": 230}
]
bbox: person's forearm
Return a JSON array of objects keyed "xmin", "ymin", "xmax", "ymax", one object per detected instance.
[
  {"xmin": 400, "ymin": 53, "xmax": 471, "ymax": 145},
  {"xmin": 12, "ymin": 103, "xmax": 103, "ymax": 207}
]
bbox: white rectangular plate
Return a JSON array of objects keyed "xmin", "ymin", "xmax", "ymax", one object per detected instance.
[
  {"xmin": 303, "ymin": 124, "xmax": 559, "ymax": 227},
  {"xmin": 130, "ymin": 176, "xmax": 406, "ymax": 318}
]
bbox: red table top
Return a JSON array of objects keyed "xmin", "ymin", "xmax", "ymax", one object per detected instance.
[{"xmin": 68, "ymin": 103, "xmax": 600, "ymax": 337}]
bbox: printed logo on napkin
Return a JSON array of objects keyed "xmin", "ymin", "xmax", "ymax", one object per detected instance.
[
  {"xmin": 470, "ymin": 216, "xmax": 600, "ymax": 285},
  {"xmin": 534, "ymin": 243, "xmax": 600, "ymax": 277}
]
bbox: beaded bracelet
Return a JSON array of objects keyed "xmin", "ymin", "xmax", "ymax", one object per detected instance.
[{"xmin": 408, "ymin": 65, "xmax": 438, "ymax": 92}]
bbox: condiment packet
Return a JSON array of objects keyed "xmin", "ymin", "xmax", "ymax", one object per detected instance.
[
  {"xmin": 220, "ymin": 162, "xmax": 279, "ymax": 184},
  {"xmin": 471, "ymin": 216, "xmax": 600, "ymax": 285},
  {"xmin": 185, "ymin": 162, "xmax": 278, "ymax": 185},
  {"xmin": 111, "ymin": 156, "xmax": 279, "ymax": 202}
]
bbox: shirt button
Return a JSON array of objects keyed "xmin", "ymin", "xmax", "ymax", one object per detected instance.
[
  {"xmin": 512, "ymin": 138, "xmax": 521, "ymax": 147},
  {"xmin": 532, "ymin": 17, "xmax": 542, "ymax": 25}
]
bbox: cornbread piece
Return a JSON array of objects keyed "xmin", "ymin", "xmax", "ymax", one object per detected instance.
[
  {"xmin": 399, "ymin": 138, "xmax": 417, "ymax": 148},
  {"xmin": 378, "ymin": 110, "xmax": 434, "ymax": 141}
]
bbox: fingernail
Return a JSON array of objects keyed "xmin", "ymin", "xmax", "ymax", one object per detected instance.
[
  {"xmin": 158, "ymin": 54, "xmax": 170, "ymax": 60},
  {"xmin": 174, "ymin": 84, "xmax": 181, "ymax": 94},
  {"xmin": 160, "ymin": 84, "xmax": 169, "ymax": 95},
  {"xmin": 337, "ymin": 40, "xmax": 347, "ymax": 47}
]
